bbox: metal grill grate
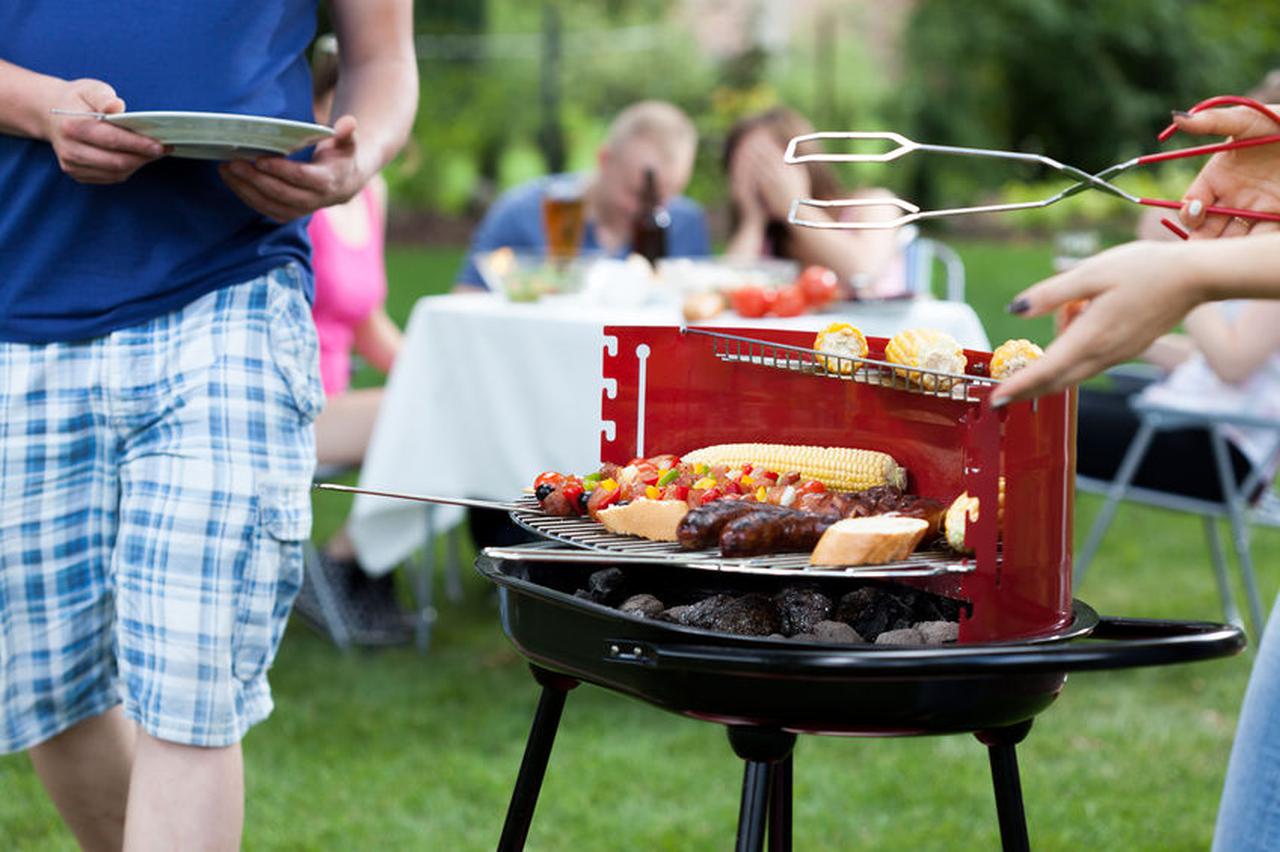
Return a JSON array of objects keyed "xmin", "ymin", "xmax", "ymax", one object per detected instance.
[
  {"xmin": 509, "ymin": 496, "xmax": 974, "ymax": 579},
  {"xmin": 682, "ymin": 326, "xmax": 997, "ymax": 403}
]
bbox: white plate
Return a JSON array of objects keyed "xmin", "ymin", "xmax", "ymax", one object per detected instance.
[{"xmin": 103, "ymin": 111, "xmax": 334, "ymax": 161}]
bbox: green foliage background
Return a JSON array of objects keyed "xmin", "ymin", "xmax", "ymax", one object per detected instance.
[{"xmin": 356, "ymin": 0, "xmax": 1280, "ymax": 235}]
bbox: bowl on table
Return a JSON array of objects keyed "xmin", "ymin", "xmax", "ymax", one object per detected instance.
[{"xmin": 476, "ymin": 248, "xmax": 595, "ymax": 302}]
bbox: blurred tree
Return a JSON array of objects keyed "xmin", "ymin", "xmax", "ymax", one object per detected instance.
[{"xmin": 895, "ymin": 0, "xmax": 1280, "ymax": 211}]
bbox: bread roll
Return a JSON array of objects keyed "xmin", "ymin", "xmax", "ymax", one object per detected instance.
[
  {"xmin": 596, "ymin": 500, "xmax": 690, "ymax": 542},
  {"xmin": 808, "ymin": 515, "xmax": 929, "ymax": 567}
]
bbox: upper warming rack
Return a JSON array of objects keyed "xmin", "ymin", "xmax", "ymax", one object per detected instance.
[{"xmin": 681, "ymin": 326, "xmax": 997, "ymax": 403}]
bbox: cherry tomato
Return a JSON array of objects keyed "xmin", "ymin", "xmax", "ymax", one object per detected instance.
[
  {"xmin": 797, "ymin": 265, "xmax": 840, "ymax": 306},
  {"xmin": 722, "ymin": 479, "xmax": 743, "ymax": 495},
  {"xmin": 698, "ymin": 486, "xmax": 723, "ymax": 505},
  {"xmin": 797, "ymin": 479, "xmax": 827, "ymax": 495},
  {"xmin": 770, "ymin": 284, "xmax": 808, "ymax": 318},
  {"xmin": 730, "ymin": 285, "xmax": 770, "ymax": 318},
  {"xmin": 560, "ymin": 480, "xmax": 585, "ymax": 514},
  {"xmin": 534, "ymin": 471, "xmax": 566, "ymax": 490}
]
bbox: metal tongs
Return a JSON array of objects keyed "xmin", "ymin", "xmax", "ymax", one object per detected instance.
[{"xmin": 786, "ymin": 95, "xmax": 1280, "ymax": 239}]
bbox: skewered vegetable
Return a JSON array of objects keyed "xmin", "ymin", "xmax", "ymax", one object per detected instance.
[
  {"xmin": 990, "ymin": 339, "xmax": 1044, "ymax": 380},
  {"xmin": 813, "ymin": 322, "xmax": 868, "ymax": 374},
  {"xmin": 681, "ymin": 443, "xmax": 907, "ymax": 492},
  {"xmin": 884, "ymin": 329, "xmax": 967, "ymax": 391}
]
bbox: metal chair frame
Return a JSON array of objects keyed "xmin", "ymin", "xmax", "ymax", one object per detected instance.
[{"xmin": 1075, "ymin": 396, "xmax": 1280, "ymax": 638}]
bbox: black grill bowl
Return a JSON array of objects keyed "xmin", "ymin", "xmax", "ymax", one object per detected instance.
[{"xmin": 477, "ymin": 552, "xmax": 1242, "ymax": 736}]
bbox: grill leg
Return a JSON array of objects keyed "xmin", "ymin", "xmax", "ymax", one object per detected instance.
[
  {"xmin": 767, "ymin": 752, "xmax": 793, "ymax": 852},
  {"xmin": 976, "ymin": 721, "xmax": 1034, "ymax": 852},
  {"xmin": 726, "ymin": 727, "xmax": 797, "ymax": 852},
  {"xmin": 498, "ymin": 666, "xmax": 579, "ymax": 852}
]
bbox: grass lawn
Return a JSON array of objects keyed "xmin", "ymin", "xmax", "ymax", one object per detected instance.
[{"xmin": 3, "ymin": 239, "xmax": 1275, "ymax": 850}]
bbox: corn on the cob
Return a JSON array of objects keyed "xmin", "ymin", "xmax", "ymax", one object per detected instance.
[
  {"xmin": 813, "ymin": 322, "xmax": 868, "ymax": 375},
  {"xmin": 943, "ymin": 492, "xmax": 980, "ymax": 553},
  {"xmin": 884, "ymin": 329, "xmax": 967, "ymax": 391},
  {"xmin": 990, "ymin": 339, "xmax": 1044, "ymax": 380},
  {"xmin": 680, "ymin": 443, "xmax": 907, "ymax": 491}
]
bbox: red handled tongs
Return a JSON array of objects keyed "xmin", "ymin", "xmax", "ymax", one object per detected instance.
[{"xmin": 785, "ymin": 95, "xmax": 1280, "ymax": 240}]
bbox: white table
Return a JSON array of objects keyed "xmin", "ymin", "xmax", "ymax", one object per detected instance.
[{"xmin": 347, "ymin": 293, "xmax": 989, "ymax": 574}]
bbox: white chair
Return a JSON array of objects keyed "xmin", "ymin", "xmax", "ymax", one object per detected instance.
[
  {"xmin": 905, "ymin": 235, "xmax": 966, "ymax": 302},
  {"xmin": 1075, "ymin": 395, "xmax": 1280, "ymax": 638}
]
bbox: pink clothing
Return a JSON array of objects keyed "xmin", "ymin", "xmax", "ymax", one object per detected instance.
[{"xmin": 308, "ymin": 187, "xmax": 388, "ymax": 397}]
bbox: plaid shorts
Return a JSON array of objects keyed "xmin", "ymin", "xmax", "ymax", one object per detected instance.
[{"xmin": 0, "ymin": 264, "xmax": 322, "ymax": 751}]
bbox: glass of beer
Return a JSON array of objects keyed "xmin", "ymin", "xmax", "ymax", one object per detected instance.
[{"xmin": 542, "ymin": 175, "xmax": 586, "ymax": 261}]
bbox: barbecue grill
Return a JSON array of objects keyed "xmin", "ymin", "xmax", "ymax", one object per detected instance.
[{"xmin": 470, "ymin": 325, "xmax": 1244, "ymax": 851}]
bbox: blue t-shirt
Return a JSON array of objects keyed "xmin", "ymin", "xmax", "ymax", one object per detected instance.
[
  {"xmin": 0, "ymin": 3, "xmax": 317, "ymax": 344},
  {"xmin": 456, "ymin": 173, "xmax": 711, "ymax": 288}
]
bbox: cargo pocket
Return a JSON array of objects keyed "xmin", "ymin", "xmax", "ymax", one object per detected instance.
[
  {"xmin": 232, "ymin": 480, "xmax": 312, "ymax": 683},
  {"xmin": 266, "ymin": 265, "xmax": 325, "ymax": 425}
]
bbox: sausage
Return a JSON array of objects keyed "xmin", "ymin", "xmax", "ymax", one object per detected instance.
[
  {"xmin": 718, "ymin": 507, "xmax": 838, "ymax": 557},
  {"xmin": 676, "ymin": 500, "xmax": 776, "ymax": 550}
]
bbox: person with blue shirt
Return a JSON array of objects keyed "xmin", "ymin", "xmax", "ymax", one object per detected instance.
[
  {"xmin": 0, "ymin": 3, "xmax": 416, "ymax": 849},
  {"xmin": 455, "ymin": 100, "xmax": 710, "ymax": 289}
]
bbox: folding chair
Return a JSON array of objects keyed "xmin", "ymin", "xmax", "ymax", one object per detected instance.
[
  {"xmin": 1075, "ymin": 396, "xmax": 1280, "ymax": 638},
  {"xmin": 905, "ymin": 235, "xmax": 966, "ymax": 302},
  {"xmin": 300, "ymin": 464, "xmax": 466, "ymax": 652}
]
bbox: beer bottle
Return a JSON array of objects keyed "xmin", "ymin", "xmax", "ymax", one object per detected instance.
[{"xmin": 631, "ymin": 167, "xmax": 670, "ymax": 266}]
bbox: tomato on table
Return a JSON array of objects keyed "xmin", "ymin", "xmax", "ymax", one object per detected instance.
[
  {"xmin": 770, "ymin": 284, "xmax": 808, "ymax": 317},
  {"xmin": 797, "ymin": 265, "xmax": 839, "ymax": 307},
  {"xmin": 730, "ymin": 285, "xmax": 771, "ymax": 319}
]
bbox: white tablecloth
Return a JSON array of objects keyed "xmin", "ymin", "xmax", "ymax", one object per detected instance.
[{"xmin": 347, "ymin": 294, "xmax": 989, "ymax": 573}]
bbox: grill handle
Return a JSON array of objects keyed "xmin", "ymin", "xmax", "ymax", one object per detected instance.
[{"xmin": 605, "ymin": 617, "xmax": 1244, "ymax": 678}]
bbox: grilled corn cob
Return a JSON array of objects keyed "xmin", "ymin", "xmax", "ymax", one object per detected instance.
[
  {"xmin": 943, "ymin": 492, "xmax": 980, "ymax": 554},
  {"xmin": 680, "ymin": 443, "xmax": 907, "ymax": 491},
  {"xmin": 884, "ymin": 329, "xmax": 967, "ymax": 391},
  {"xmin": 990, "ymin": 339, "xmax": 1044, "ymax": 380},
  {"xmin": 813, "ymin": 322, "xmax": 868, "ymax": 374}
]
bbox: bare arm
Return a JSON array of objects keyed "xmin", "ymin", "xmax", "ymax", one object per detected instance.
[
  {"xmin": 0, "ymin": 59, "xmax": 164, "ymax": 182},
  {"xmin": 993, "ymin": 233, "xmax": 1280, "ymax": 405},
  {"xmin": 218, "ymin": 0, "xmax": 418, "ymax": 221},
  {"xmin": 1183, "ymin": 300, "xmax": 1280, "ymax": 383},
  {"xmin": 352, "ymin": 307, "xmax": 402, "ymax": 375},
  {"xmin": 1140, "ymin": 333, "xmax": 1196, "ymax": 372}
]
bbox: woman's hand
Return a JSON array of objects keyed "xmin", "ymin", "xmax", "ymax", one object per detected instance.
[
  {"xmin": 992, "ymin": 241, "xmax": 1204, "ymax": 405},
  {"xmin": 734, "ymin": 130, "xmax": 810, "ymax": 220},
  {"xmin": 218, "ymin": 114, "xmax": 368, "ymax": 222},
  {"xmin": 1175, "ymin": 105, "xmax": 1280, "ymax": 239},
  {"xmin": 46, "ymin": 79, "xmax": 165, "ymax": 184}
]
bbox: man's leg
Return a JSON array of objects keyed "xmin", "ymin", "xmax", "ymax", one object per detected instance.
[
  {"xmin": 122, "ymin": 733, "xmax": 244, "ymax": 852},
  {"xmin": 27, "ymin": 707, "xmax": 136, "ymax": 852}
]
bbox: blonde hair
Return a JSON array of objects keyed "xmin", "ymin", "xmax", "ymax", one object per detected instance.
[{"xmin": 603, "ymin": 100, "xmax": 698, "ymax": 164}]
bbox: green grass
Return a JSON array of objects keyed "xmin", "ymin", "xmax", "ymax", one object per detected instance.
[{"xmin": 3, "ymin": 239, "xmax": 1274, "ymax": 850}]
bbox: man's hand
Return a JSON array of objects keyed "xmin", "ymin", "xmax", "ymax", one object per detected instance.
[
  {"xmin": 47, "ymin": 79, "xmax": 165, "ymax": 184},
  {"xmin": 1175, "ymin": 104, "xmax": 1280, "ymax": 239},
  {"xmin": 218, "ymin": 114, "xmax": 366, "ymax": 222},
  {"xmin": 992, "ymin": 241, "xmax": 1203, "ymax": 405}
]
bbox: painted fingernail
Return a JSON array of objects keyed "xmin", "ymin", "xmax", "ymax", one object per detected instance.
[
  {"xmin": 1188, "ymin": 199, "xmax": 1203, "ymax": 218},
  {"xmin": 1172, "ymin": 109, "xmax": 1192, "ymax": 119},
  {"xmin": 1006, "ymin": 297, "xmax": 1030, "ymax": 315}
]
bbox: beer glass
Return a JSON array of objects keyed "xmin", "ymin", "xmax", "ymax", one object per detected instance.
[{"xmin": 542, "ymin": 176, "xmax": 586, "ymax": 260}]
